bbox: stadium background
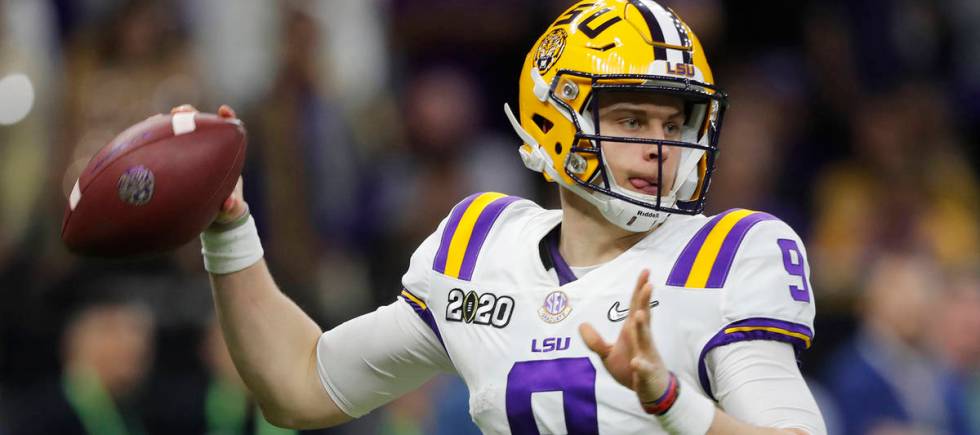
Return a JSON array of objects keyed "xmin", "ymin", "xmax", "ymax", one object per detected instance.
[{"xmin": 0, "ymin": 0, "xmax": 978, "ymax": 433}]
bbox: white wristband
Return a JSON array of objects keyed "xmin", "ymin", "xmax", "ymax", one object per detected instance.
[
  {"xmin": 200, "ymin": 215, "xmax": 264, "ymax": 274},
  {"xmin": 658, "ymin": 378, "xmax": 716, "ymax": 435}
]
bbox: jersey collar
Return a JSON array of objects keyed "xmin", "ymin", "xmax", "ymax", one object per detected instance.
[{"xmin": 539, "ymin": 224, "xmax": 578, "ymax": 286}]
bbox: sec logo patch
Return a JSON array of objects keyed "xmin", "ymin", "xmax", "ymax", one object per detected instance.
[{"xmin": 538, "ymin": 290, "xmax": 572, "ymax": 323}]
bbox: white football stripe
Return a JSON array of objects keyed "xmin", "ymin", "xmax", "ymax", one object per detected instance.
[
  {"xmin": 172, "ymin": 111, "xmax": 197, "ymax": 136},
  {"xmin": 641, "ymin": 0, "xmax": 685, "ymax": 64},
  {"xmin": 69, "ymin": 179, "xmax": 81, "ymax": 211}
]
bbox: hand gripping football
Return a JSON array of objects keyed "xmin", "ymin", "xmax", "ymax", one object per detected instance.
[{"xmin": 61, "ymin": 112, "xmax": 246, "ymax": 257}]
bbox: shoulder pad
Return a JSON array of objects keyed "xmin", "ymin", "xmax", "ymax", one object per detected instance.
[
  {"xmin": 431, "ymin": 192, "xmax": 523, "ymax": 281},
  {"xmin": 666, "ymin": 209, "xmax": 777, "ymax": 289}
]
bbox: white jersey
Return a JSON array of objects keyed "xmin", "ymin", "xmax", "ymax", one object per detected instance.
[{"xmin": 317, "ymin": 192, "xmax": 817, "ymax": 434}]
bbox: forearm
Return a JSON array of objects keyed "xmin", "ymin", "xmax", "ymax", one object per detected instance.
[{"xmin": 209, "ymin": 259, "xmax": 348, "ymax": 427}]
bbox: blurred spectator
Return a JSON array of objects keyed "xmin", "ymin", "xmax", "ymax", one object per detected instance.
[
  {"xmin": 373, "ymin": 374, "xmax": 481, "ymax": 435},
  {"xmin": 144, "ymin": 318, "xmax": 294, "ymax": 435},
  {"xmin": 0, "ymin": 1, "xmax": 977, "ymax": 433},
  {"xmin": 60, "ymin": 0, "xmax": 199, "ymax": 196},
  {"xmin": 244, "ymin": 4, "xmax": 372, "ymax": 324},
  {"xmin": 0, "ymin": 0, "xmax": 58, "ymax": 267},
  {"xmin": 4, "ymin": 290, "xmax": 155, "ymax": 435},
  {"xmin": 823, "ymin": 252, "xmax": 971, "ymax": 435},
  {"xmin": 429, "ymin": 376, "xmax": 482, "ymax": 435},
  {"xmin": 199, "ymin": 319, "xmax": 295, "ymax": 435},
  {"xmin": 930, "ymin": 269, "xmax": 980, "ymax": 433},
  {"xmin": 366, "ymin": 65, "xmax": 535, "ymax": 302},
  {"xmin": 809, "ymin": 83, "xmax": 980, "ymax": 301},
  {"xmin": 704, "ymin": 54, "xmax": 810, "ymax": 226}
]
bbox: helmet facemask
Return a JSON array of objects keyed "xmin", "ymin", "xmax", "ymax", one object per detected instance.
[{"xmin": 540, "ymin": 70, "xmax": 728, "ymax": 231}]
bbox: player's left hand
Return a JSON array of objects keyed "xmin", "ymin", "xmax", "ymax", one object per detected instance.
[{"xmin": 579, "ymin": 269, "xmax": 672, "ymax": 403}]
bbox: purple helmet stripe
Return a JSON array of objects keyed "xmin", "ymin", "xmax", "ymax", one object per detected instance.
[
  {"xmin": 703, "ymin": 212, "xmax": 777, "ymax": 288},
  {"xmin": 696, "ymin": 318, "xmax": 814, "ymax": 400},
  {"xmin": 665, "ymin": 209, "xmax": 735, "ymax": 286},
  {"xmin": 457, "ymin": 196, "xmax": 521, "ymax": 281},
  {"xmin": 627, "ymin": 0, "xmax": 668, "ymax": 61},
  {"xmin": 433, "ymin": 193, "xmax": 482, "ymax": 274}
]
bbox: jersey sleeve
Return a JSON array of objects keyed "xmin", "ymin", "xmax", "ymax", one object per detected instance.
[
  {"xmin": 315, "ymin": 203, "xmax": 450, "ymax": 418},
  {"xmin": 316, "ymin": 299, "xmax": 454, "ymax": 418},
  {"xmin": 709, "ymin": 340, "xmax": 827, "ymax": 434},
  {"xmin": 718, "ymin": 216, "xmax": 816, "ymax": 346},
  {"xmin": 681, "ymin": 210, "xmax": 817, "ymax": 400},
  {"xmin": 668, "ymin": 209, "xmax": 815, "ymax": 339},
  {"xmin": 400, "ymin": 191, "xmax": 525, "ymax": 340},
  {"xmin": 317, "ymin": 192, "xmax": 523, "ymax": 417}
]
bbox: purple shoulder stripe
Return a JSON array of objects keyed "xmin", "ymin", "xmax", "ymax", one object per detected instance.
[
  {"xmin": 703, "ymin": 212, "xmax": 777, "ymax": 288},
  {"xmin": 457, "ymin": 196, "xmax": 521, "ymax": 281},
  {"xmin": 432, "ymin": 193, "xmax": 482, "ymax": 274},
  {"xmin": 666, "ymin": 210, "xmax": 734, "ymax": 286},
  {"xmin": 696, "ymin": 318, "xmax": 814, "ymax": 401},
  {"xmin": 399, "ymin": 291, "xmax": 447, "ymax": 352}
]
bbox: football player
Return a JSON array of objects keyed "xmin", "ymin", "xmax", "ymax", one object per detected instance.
[{"xmin": 189, "ymin": 0, "xmax": 826, "ymax": 433}]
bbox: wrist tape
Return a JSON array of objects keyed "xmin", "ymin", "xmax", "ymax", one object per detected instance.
[
  {"xmin": 656, "ymin": 376, "xmax": 716, "ymax": 435},
  {"xmin": 200, "ymin": 214, "xmax": 264, "ymax": 274},
  {"xmin": 642, "ymin": 372, "xmax": 680, "ymax": 415}
]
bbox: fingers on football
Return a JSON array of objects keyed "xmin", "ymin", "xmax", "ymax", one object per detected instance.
[
  {"xmin": 170, "ymin": 104, "xmax": 197, "ymax": 114},
  {"xmin": 579, "ymin": 323, "xmax": 612, "ymax": 359},
  {"xmin": 218, "ymin": 104, "xmax": 237, "ymax": 119},
  {"xmin": 233, "ymin": 176, "xmax": 244, "ymax": 198},
  {"xmin": 216, "ymin": 178, "xmax": 247, "ymax": 223},
  {"xmin": 221, "ymin": 196, "xmax": 237, "ymax": 213}
]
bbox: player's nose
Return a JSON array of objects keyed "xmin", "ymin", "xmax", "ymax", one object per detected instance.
[{"xmin": 641, "ymin": 139, "xmax": 671, "ymax": 164}]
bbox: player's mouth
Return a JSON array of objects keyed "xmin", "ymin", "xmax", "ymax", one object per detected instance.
[{"xmin": 628, "ymin": 177, "xmax": 660, "ymax": 195}]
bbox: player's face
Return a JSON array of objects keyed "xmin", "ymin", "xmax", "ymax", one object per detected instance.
[{"xmin": 596, "ymin": 93, "xmax": 685, "ymax": 197}]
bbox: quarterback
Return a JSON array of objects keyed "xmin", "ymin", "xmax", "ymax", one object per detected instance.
[{"xmin": 190, "ymin": 0, "xmax": 826, "ymax": 434}]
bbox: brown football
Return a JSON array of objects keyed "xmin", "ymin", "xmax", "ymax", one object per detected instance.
[{"xmin": 61, "ymin": 112, "xmax": 246, "ymax": 257}]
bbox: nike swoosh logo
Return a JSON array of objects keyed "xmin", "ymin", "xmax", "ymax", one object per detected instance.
[{"xmin": 607, "ymin": 300, "xmax": 660, "ymax": 322}]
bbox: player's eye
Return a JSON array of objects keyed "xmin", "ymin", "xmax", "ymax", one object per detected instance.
[
  {"xmin": 618, "ymin": 117, "xmax": 644, "ymax": 130},
  {"xmin": 664, "ymin": 122, "xmax": 681, "ymax": 138}
]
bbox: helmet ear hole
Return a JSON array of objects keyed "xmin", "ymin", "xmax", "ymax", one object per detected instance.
[
  {"xmin": 554, "ymin": 142, "xmax": 563, "ymax": 154},
  {"xmin": 532, "ymin": 114, "xmax": 554, "ymax": 134}
]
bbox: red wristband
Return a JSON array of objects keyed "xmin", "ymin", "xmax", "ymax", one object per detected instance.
[{"xmin": 641, "ymin": 372, "xmax": 679, "ymax": 415}]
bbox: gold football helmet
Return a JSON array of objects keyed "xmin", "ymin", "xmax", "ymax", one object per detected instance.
[{"xmin": 505, "ymin": 0, "xmax": 728, "ymax": 231}]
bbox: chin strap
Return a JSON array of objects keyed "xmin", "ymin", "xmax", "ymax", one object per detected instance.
[
  {"xmin": 505, "ymin": 103, "xmax": 548, "ymax": 173},
  {"xmin": 505, "ymin": 103, "xmax": 614, "ymax": 216}
]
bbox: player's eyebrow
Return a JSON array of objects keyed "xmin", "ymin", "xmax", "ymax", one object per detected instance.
[{"xmin": 599, "ymin": 102, "xmax": 683, "ymax": 119}]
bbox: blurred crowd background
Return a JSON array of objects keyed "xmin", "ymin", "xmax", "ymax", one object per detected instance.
[{"xmin": 0, "ymin": 0, "xmax": 978, "ymax": 434}]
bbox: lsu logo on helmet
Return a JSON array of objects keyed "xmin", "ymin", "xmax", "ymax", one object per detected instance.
[{"xmin": 535, "ymin": 28, "xmax": 568, "ymax": 74}]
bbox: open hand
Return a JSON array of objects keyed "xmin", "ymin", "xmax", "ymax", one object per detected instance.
[{"xmin": 579, "ymin": 269, "xmax": 672, "ymax": 403}]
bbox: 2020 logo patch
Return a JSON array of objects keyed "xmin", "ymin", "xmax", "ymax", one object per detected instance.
[{"xmin": 446, "ymin": 289, "xmax": 514, "ymax": 328}]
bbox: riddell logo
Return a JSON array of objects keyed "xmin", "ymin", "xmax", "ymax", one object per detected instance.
[{"xmin": 636, "ymin": 210, "xmax": 657, "ymax": 218}]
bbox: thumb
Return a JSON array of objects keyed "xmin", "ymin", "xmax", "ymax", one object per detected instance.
[{"xmin": 579, "ymin": 323, "xmax": 612, "ymax": 359}]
